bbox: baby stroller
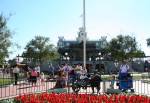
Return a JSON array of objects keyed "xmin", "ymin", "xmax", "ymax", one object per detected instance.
[
  {"xmin": 117, "ymin": 73, "xmax": 134, "ymax": 92},
  {"xmin": 71, "ymin": 73, "xmax": 90, "ymax": 93}
]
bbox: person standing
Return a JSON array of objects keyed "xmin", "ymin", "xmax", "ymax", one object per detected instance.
[
  {"xmin": 110, "ymin": 75, "xmax": 115, "ymax": 89},
  {"xmin": 74, "ymin": 64, "xmax": 82, "ymax": 79},
  {"xmin": 40, "ymin": 72, "xmax": 45, "ymax": 85},
  {"xmin": 31, "ymin": 68, "xmax": 38, "ymax": 86},
  {"xmin": 119, "ymin": 60, "xmax": 130, "ymax": 82},
  {"xmin": 118, "ymin": 61, "xmax": 131, "ymax": 91},
  {"xmin": 119, "ymin": 61, "xmax": 129, "ymax": 75},
  {"xmin": 62, "ymin": 64, "xmax": 72, "ymax": 77},
  {"xmin": 54, "ymin": 70, "xmax": 66, "ymax": 88},
  {"xmin": 13, "ymin": 64, "xmax": 20, "ymax": 85},
  {"xmin": 35, "ymin": 65, "xmax": 40, "ymax": 77},
  {"xmin": 80, "ymin": 67, "xmax": 87, "ymax": 80}
]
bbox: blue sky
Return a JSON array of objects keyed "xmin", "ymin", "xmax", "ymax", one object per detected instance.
[{"xmin": 0, "ymin": 0, "xmax": 150, "ymax": 59}]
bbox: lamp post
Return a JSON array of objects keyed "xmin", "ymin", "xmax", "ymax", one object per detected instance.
[
  {"xmin": 114, "ymin": 60, "xmax": 119, "ymax": 73},
  {"xmin": 16, "ymin": 54, "xmax": 20, "ymax": 64},
  {"xmin": 3, "ymin": 60, "xmax": 7, "ymax": 69},
  {"xmin": 98, "ymin": 52, "xmax": 101, "ymax": 59},
  {"xmin": 65, "ymin": 52, "xmax": 68, "ymax": 63},
  {"xmin": 98, "ymin": 52, "xmax": 101, "ymax": 72},
  {"xmin": 16, "ymin": 54, "xmax": 23, "ymax": 64},
  {"xmin": 67, "ymin": 57, "xmax": 70, "ymax": 64}
]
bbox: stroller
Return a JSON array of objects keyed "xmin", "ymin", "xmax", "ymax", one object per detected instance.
[
  {"xmin": 117, "ymin": 72, "xmax": 134, "ymax": 92},
  {"xmin": 70, "ymin": 73, "xmax": 90, "ymax": 93},
  {"xmin": 71, "ymin": 73, "xmax": 102, "ymax": 94}
]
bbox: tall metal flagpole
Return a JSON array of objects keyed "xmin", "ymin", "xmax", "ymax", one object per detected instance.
[{"xmin": 83, "ymin": 0, "xmax": 86, "ymax": 69}]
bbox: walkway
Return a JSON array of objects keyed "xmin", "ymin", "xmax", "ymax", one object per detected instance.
[{"xmin": 1, "ymin": 80, "xmax": 150, "ymax": 100}]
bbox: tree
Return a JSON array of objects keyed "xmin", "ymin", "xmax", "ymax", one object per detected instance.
[
  {"xmin": 0, "ymin": 14, "xmax": 12, "ymax": 65},
  {"xmin": 146, "ymin": 38, "xmax": 150, "ymax": 47},
  {"xmin": 108, "ymin": 35, "xmax": 145, "ymax": 61},
  {"xmin": 23, "ymin": 36, "xmax": 59, "ymax": 65},
  {"xmin": 98, "ymin": 36, "xmax": 110, "ymax": 59}
]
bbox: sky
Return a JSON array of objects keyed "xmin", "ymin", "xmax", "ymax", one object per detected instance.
[{"xmin": 0, "ymin": 0, "xmax": 150, "ymax": 59}]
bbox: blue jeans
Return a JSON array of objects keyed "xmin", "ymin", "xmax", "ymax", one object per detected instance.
[{"xmin": 119, "ymin": 72, "xmax": 128, "ymax": 80}]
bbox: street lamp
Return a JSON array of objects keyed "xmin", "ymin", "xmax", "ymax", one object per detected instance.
[
  {"xmin": 67, "ymin": 57, "xmax": 70, "ymax": 61},
  {"xmin": 3, "ymin": 60, "xmax": 7, "ymax": 69},
  {"xmin": 98, "ymin": 52, "xmax": 101, "ymax": 62},
  {"xmin": 65, "ymin": 52, "xmax": 68, "ymax": 55},
  {"xmin": 98, "ymin": 52, "xmax": 101, "ymax": 72},
  {"xmin": 65, "ymin": 52, "xmax": 70, "ymax": 63},
  {"xmin": 65, "ymin": 52, "xmax": 68, "ymax": 62},
  {"xmin": 89, "ymin": 57, "xmax": 91, "ymax": 61},
  {"xmin": 98, "ymin": 52, "xmax": 101, "ymax": 56},
  {"xmin": 65, "ymin": 52, "xmax": 68, "ymax": 56}
]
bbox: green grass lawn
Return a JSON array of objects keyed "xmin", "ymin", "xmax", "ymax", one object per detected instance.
[
  {"xmin": 0, "ymin": 78, "xmax": 14, "ymax": 86},
  {"xmin": 101, "ymin": 72, "xmax": 148, "ymax": 80}
]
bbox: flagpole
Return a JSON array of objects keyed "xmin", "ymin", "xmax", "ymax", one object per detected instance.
[{"xmin": 83, "ymin": 0, "xmax": 86, "ymax": 69}]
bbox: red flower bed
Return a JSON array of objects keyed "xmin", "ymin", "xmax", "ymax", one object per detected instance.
[{"xmin": 15, "ymin": 93, "xmax": 150, "ymax": 103}]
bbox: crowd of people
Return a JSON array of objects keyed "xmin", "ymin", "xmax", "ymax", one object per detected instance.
[
  {"xmin": 11, "ymin": 64, "xmax": 45, "ymax": 86},
  {"xmin": 10, "ymin": 63, "xmax": 88, "ymax": 88},
  {"xmin": 53, "ymin": 63, "xmax": 103, "ymax": 94},
  {"xmin": 4, "ymin": 60, "xmax": 133, "ymax": 93},
  {"xmin": 53, "ymin": 63, "xmax": 87, "ymax": 88},
  {"xmin": 26, "ymin": 65, "xmax": 46, "ymax": 86}
]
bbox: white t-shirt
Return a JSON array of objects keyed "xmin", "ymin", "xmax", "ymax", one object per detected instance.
[
  {"xmin": 13, "ymin": 67, "xmax": 19, "ymax": 73},
  {"xmin": 35, "ymin": 66, "xmax": 40, "ymax": 73},
  {"xmin": 120, "ymin": 64, "xmax": 129, "ymax": 73}
]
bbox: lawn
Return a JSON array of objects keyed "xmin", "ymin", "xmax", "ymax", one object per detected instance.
[
  {"xmin": 0, "ymin": 78, "xmax": 14, "ymax": 86},
  {"xmin": 101, "ymin": 72, "xmax": 150, "ymax": 80}
]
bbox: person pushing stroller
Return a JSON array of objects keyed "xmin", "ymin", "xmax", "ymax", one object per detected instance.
[
  {"xmin": 118, "ymin": 60, "xmax": 134, "ymax": 92},
  {"xmin": 119, "ymin": 60, "xmax": 129, "ymax": 79}
]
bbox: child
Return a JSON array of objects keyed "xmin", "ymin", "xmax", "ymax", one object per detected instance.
[
  {"xmin": 31, "ymin": 69, "xmax": 38, "ymax": 86},
  {"xmin": 110, "ymin": 75, "xmax": 115, "ymax": 89},
  {"xmin": 54, "ymin": 70, "xmax": 66, "ymax": 88},
  {"xmin": 40, "ymin": 72, "xmax": 45, "ymax": 85}
]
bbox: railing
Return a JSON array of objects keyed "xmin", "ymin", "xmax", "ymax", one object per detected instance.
[{"xmin": 0, "ymin": 72, "xmax": 150, "ymax": 100}]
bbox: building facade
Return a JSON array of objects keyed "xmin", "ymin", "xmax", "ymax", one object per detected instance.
[{"xmin": 57, "ymin": 28, "xmax": 113, "ymax": 73}]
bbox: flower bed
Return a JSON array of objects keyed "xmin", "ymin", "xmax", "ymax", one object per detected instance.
[{"xmin": 14, "ymin": 93, "xmax": 150, "ymax": 103}]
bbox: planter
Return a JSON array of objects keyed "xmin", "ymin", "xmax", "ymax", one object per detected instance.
[{"xmin": 14, "ymin": 93, "xmax": 150, "ymax": 103}]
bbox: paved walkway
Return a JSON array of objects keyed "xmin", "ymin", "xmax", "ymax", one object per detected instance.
[
  {"xmin": 1, "ymin": 80, "xmax": 150, "ymax": 100},
  {"xmin": 0, "ymin": 81, "xmax": 56, "ymax": 100},
  {"xmin": 0, "ymin": 80, "xmax": 110, "ymax": 99}
]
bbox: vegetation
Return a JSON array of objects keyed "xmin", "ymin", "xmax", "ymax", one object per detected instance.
[
  {"xmin": 0, "ymin": 78, "xmax": 14, "ymax": 86},
  {"xmin": 0, "ymin": 14, "xmax": 12, "ymax": 65},
  {"xmin": 22, "ymin": 36, "xmax": 59, "ymax": 66},
  {"xmin": 14, "ymin": 93, "xmax": 150, "ymax": 103},
  {"xmin": 146, "ymin": 38, "xmax": 150, "ymax": 47},
  {"xmin": 107, "ymin": 35, "xmax": 145, "ymax": 61}
]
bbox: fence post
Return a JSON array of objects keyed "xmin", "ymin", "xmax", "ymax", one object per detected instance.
[{"xmin": 103, "ymin": 81, "xmax": 106, "ymax": 93}]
